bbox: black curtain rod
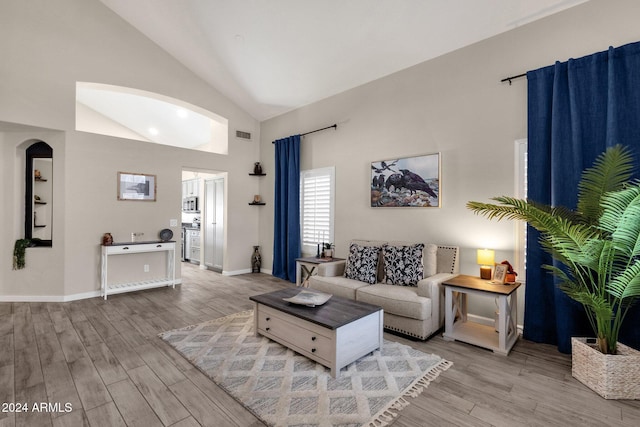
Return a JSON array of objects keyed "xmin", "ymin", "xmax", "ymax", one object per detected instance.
[
  {"xmin": 501, "ymin": 73, "xmax": 527, "ymax": 85},
  {"xmin": 272, "ymin": 124, "xmax": 337, "ymax": 143},
  {"xmin": 302, "ymin": 123, "xmax": 337, "ymax": 136}
]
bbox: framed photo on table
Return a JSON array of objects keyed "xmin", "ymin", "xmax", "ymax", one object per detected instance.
[
  {"xmin": 117, "ymin": 172, "xmax": 156, "ymax": 201},
  {"xmin": 492, "ymin": 264, "xmax": 508, "ymax": 284}
]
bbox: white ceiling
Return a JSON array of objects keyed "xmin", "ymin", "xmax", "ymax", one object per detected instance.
[{"xmin": 99, "ymin": 0, "xmax": 588, "ymax": 121}]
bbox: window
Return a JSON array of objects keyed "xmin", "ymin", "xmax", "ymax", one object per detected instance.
[
  {"xmin": 300, "ymin": 167, "xmax": 335, "ymax": 254},
  {"xmin": 514, "ymin": 139, "xmax": 527, "ymax": 281}
]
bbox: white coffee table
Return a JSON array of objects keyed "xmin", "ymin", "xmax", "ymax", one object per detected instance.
[{"xmin": 250, "ymin": 288, "xmax": 383, "ymax": 377}]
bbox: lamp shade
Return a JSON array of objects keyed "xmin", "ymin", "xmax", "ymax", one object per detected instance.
[{"xmin": 477, "ymin": 249, "xmax": 495, "ymax": 266}]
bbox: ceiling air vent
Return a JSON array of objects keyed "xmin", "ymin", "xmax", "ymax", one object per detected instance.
[{"xmin": 236, "ymin": 130, "xmax": 251, "ymax": 140}]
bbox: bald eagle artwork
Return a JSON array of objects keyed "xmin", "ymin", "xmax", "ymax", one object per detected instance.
[{"xmin": 371, "ymin": 153, "xmax": 440, "ymax": 207}]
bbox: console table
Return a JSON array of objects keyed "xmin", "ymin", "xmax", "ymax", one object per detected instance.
[
  {"xmin": 442, "ymin": 274, "xmax": 521, "ymax": 355},
  {"xmin": 101, "ymin": 241, "xmax": 176, "ymax": 300}
]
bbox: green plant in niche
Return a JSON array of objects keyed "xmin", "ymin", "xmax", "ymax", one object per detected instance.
[
  {"xmin": 13, "ymin": 239, "xmax": 32, "ymax": 270},
  {"xmin": 467, "ymin": 145, "xmax": 640, "ymax": 355}
]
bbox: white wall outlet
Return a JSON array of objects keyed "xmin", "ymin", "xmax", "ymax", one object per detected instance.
[
  {"xmin": 144, "ymin": 264, "xmax": 149, "ymax": 273},
  {"xmin": 170, "ymin": 219, "xmax": 178, "ymax": 227}
]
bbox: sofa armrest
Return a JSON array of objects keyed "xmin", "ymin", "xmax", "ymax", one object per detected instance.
[
  {"xmin": 317, "ymin": 260, "xmax": 346, "ymax": 277},
  {"xmin": 417, "ymin": 273, "xmax": 457, "ymax": 330}
]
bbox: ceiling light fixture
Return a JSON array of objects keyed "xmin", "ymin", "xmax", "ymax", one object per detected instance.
[
  {"xmin": 148, "ymin": 127, "xmax": 159, "ymax": 135},
  {"xmin": 176, "ymin": 108, "xmax": 188, "ymax": 118}
]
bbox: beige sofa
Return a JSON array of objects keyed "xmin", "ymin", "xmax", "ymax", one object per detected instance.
[{"xmin": 308, "ymin": 240, "xmax": 459, "ymax": 340}]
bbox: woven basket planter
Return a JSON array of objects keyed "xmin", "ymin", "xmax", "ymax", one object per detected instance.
[{"xmin": 572, "ymin": 337, "xmax": 640, "ymax": 399}]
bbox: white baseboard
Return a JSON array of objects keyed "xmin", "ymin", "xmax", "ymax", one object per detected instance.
[
  {"xmin": 0, "ymin": 279, "xmax": 183, "ymax": 302},
  {"xmin": 0, "ymin": 291, "xmax": 100, "ymax": 302},
  {"xmin": 222, "ymin": 268, "xmax": 252, "ymax": 276}
]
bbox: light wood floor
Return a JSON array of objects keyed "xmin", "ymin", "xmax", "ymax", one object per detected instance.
[{"xmin": 1, "ymin": 263, "xmax": 639, "ymax": 427}]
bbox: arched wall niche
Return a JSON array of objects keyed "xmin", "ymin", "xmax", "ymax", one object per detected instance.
[{"xmin": 24, "ymin": 140, "xmax": 53, "ymax": 247}]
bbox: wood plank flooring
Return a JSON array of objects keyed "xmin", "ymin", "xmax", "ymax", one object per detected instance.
[{"xmin": 1, "ymin": 262, "xmax": 639, "ymax": 426}]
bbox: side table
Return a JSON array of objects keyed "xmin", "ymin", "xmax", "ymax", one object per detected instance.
[
  {"xmin": 442, "ymin": 274, "xmax": 521, "ymax": 355},
  {"xmin": 295, "ymin": 257, "xmax": 345, "ymax": 287}
]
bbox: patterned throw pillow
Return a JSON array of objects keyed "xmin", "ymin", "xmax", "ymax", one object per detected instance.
[
  {"xmin": 344, "ymin": 243, "xmax": 381, "ymax": 284},
  {"xmin": 382, "ymin": 244, "xmax": 425, "ymax": 286}
]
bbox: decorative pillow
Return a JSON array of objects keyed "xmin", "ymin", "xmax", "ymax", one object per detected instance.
[
  {"xmin": 382, "ymin": 243, "xmax": 425, "ymax": 286},
  {"xmin": 344, "ymin": 243, "xmax": 381, "ymax": 284}
]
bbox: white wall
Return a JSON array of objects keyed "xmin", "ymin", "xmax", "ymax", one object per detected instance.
[
  {"xmin": 259, "ymin": 0, "xmax": 640, "ymax": 322},
  {"xmin": 0, "ymin": 0, "xmax": 261, "ymax": 300}
]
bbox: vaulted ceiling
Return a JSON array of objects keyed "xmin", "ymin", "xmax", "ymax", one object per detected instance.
[{"xmin": 101, "ymin": 0, "xmax": 589, "ymax": 121}]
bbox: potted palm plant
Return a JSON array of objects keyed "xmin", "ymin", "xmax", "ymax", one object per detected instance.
[{"xmin": 466, "ymin": 145, "xmax": 640, "ymax": 399}]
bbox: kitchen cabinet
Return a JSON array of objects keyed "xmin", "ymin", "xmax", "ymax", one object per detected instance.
[
  {"xmin": 182, "ymin": 178, "xmax": 200, "ymax": 197},
  {"xmin": 186, "ymin": 229, "xmax": 200, "ymax": 263},
  {"xmin": 204, "ymin": 178, "xmax": 224, "ymax": 272}
]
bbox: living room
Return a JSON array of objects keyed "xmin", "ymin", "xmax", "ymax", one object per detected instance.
[{"xmin": 2, "ymin": 0, "xmax": 640, "ymax": 425}]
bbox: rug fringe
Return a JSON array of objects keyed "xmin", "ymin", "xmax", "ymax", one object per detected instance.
[{"xmin": 368, "ymin": 358, "xmax": 453, "ymax": 427}]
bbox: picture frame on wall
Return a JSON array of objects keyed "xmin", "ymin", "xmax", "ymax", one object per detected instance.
[
  {"xmin": 371, "ymin": 152, "xmax": 440, "ymax": 207},
  {"xmin": 117, "ymin": 172, "xmax": 156, "ymax": 201},
  {"xmin": 492, "ymin": 263, "xmax": 508, "ymax": 284}
]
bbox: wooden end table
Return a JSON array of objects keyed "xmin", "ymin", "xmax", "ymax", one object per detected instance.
[
  {"xmin": 442, "ymin": 274, "xmax": 521, "ymax": 355},
  {"xmin": 295, "ymin": 257, "xmax": 345, "ymax": 287}
]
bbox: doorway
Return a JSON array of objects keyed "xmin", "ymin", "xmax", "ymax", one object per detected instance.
[{"xmin": 181, "ymin": 169, "xmax": 226, "ymax": 273}]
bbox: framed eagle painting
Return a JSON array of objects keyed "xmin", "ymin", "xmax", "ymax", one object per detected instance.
[{"xmin": 370, "ymin": 153, "xmax": 441, "ymax": 208}]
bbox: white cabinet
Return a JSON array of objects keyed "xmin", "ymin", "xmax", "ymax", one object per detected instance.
[
  {"xmin": 203, "ymin": 178, "xmax": 224, "ymax": 271},
  {"xmin": 101, "ymin": 241, "xmax": 176, "ymax": 300},
  {"xmin": 182, "ymin": 178, "xmax": 199, "ymax": 197},
  {"xmin": 186, "ymin": 229, "xmax": 200, "ymax": 263}
]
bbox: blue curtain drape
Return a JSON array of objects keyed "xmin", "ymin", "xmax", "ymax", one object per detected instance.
[
  {"xmin": 273, "ymin": 135, "xmax": 301, "ymax": 282},
  {"xmin": 525, "ymin": 41, "xmax": 640, "ymax": 353}
]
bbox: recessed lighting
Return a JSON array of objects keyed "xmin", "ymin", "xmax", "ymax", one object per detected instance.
[
  {"xmin": 149, "ymin": 127, "xmax": 159, "ymax": 135},
  {"xmin": 176, "ymin": 108, "xmax": 188, "ymax": 118}
]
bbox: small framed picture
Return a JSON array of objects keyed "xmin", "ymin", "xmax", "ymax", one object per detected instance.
[
  {"xmin": 117, "ymin": 172, "xmax": 156, "ymax": 201},
  {"xmin": 493, "ymin": 264, "xmax": 508, "ymax": 284}
]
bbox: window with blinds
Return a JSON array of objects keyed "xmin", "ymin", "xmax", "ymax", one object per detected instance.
[{"xmin": 300, "ymin": 167, "xmax": 335, "ymax": 253}]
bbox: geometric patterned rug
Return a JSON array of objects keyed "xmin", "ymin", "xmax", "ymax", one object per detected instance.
[{"xmin": 159, "ymin": 310, "xmax": 452, "ymax": 427}]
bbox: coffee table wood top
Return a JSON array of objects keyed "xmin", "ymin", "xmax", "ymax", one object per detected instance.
[{"xmin": 250, "ymin": 288, "xmax": 382, "ymax": 330}]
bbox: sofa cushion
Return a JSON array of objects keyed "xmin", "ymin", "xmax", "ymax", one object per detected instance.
[
  {"xmin": 356, "ymin": 284, "xmax": 431, "ymax": 321},
  {"xmin": 382, "ymin": 243, "xmax": 424, "ymax": 286},
  {"xmin": 344, "ymin": 243, "xmax": 381, "ymax": 284},
  {"xmin": 348, "ymin": 240, "xmax": 387, "ymax": 282},
  {"xmin": 309, "ymin": 275, "xmax": 370, "ymax": 300}
]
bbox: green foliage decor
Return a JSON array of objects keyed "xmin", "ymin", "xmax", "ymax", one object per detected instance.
[
  {"xmin": 13, "ymin": 239, "xmax": 32, "ymax": 270},
  {"xmin": 467, "ymin": 145, "xmax": 640, "ymax": 354}
]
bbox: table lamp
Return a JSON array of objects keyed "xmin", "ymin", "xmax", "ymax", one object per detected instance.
[{"xmin": 477, "ymin": 249, "xmax": 495, "ymax": 280}]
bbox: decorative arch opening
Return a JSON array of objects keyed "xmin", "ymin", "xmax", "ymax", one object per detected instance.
[
  {"xmin": 75, "ymin": 82, "xmax": 228, "ymax": 154},
  {"xmin": 25, "ymin": 140, "xmax": 53, "ymax": 247}
]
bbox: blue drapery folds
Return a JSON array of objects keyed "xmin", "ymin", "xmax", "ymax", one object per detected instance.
[
  {"xmin": 272, "ymin": 135, "xmax": 301, "ymax": 282},
  {"xmin": 525, "ymin": 41, "xmax": 640, "ymax": 353}
]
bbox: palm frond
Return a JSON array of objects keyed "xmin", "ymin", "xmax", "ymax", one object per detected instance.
[
  {"xmin": 607, "ymin": 260, "xmax": 640, "ymax": 300},
  {"xmin": 578, "ymin": 144, "xmax": 634, "ymax": 224}
]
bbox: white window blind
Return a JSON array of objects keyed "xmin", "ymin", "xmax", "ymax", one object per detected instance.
[{"xmin": 300, "ymin": 167, "xmax": 335, "ymax": 252}]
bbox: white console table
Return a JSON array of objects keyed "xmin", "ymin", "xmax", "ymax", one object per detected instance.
[{"xmin": 101, "ymin": 241, "xmax": 176, "ymax": 300}]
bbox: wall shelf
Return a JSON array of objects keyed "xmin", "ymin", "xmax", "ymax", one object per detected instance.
[
  {"xmin": 249, "ymin": 202, "xmax": 266, "ymax": 206},
  {"xmin": 249, "ymin": 173, "xmax": 266, "ymax": 176}
]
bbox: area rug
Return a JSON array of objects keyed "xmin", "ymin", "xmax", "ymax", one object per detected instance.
[{"xmin": 159, "ymin": 310, "xmax": 451, "ymax": 427}]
